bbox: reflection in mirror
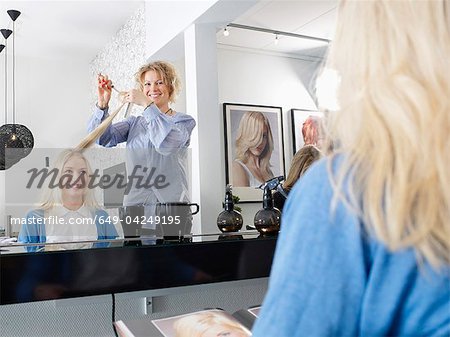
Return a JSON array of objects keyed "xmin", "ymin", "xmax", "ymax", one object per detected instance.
[
  {"xmin": 5, "ymin": 147, "xmax": 196, "ymax": 251},
  {"xmin": 0, "ymin": 1, "xmax": 146, "ymax": 246},
  {"xmin": 0, "ymin": 0, "xmax": 338, "ymax": 246},
  {"xmin": 216, "ymin": 0, "xmax": 336, "ymax": 223},
  {"xmin": 0, "ymin": 231, "xmax": 263, "ymax": 255},
  {"xmin": 7, "ymin": 148, "xmax": 121, "ymax": 251},
  {"xmin": 86, "ymin": 60, "xmax": 197, "ymax": 240}
]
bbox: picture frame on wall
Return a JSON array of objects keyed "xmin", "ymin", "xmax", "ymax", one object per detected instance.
[
  {"xmin": 223, "ymin": 103, "xmax": 285, "ymax": 203},
  {"xmin": 290, "ymin": 108, "xmax": 325, "ymax": 154}
]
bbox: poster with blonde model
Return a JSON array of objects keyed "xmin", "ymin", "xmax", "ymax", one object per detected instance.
[{"xmin": 223, "ymin": 103, "xmax": 285, "ymax": 202}]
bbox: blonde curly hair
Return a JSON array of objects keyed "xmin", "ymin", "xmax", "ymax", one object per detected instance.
[{"xmin": 135, "ymin": 60, "xmax": 181, "ymax": 103}]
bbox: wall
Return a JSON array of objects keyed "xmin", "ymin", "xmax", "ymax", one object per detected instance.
[
  {"xmin": 0, "ymin": 54, "xmax": 92, "ymax": 229},
  {"xmin": 0, "ymin": 5, "xmax": 147, "ymax": 233},
  {"xmin": 217, "ymin": 46, "xmax": 320, "ymax": 223},
  {"xmin": 0, "ymin": 279, "xmax": 268, "ymax": 337},
  {"xmin": 145, "ymin": 0, "xmax": 219, "ymax": 58},
  {"xmin": 90, "ymin": 5, "xmax": 146, "ymax": 120}
]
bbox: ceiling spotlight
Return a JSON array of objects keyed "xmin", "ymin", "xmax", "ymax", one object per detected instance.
[
  {"xmin": 274, "ymin": 34, "xmax": 279, "ymax": 45},
  {"xmin": 223, "ymin": 27, "xmax": 229, "ymax": 37}
]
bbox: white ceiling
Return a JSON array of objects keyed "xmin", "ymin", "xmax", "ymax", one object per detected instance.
[
  {"xmin": 0, "ymin": 0, "xmax": 336, "ymax": 63},
  {"xmin": 0, "ymin": 0, "xmax": 144, "ymax": 62},
  {"xmin": 217, "ymin": 0, "xmax": 337, "ymax": 59}
]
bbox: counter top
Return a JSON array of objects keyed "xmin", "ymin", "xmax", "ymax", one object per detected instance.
[{"xmin": 0, "ymin": 232, "xmax": 277, "ymax": 304}]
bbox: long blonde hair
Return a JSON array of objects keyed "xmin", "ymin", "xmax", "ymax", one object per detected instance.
[
  {"xmin": 324, "ymin": 0, "xmax": 450, "ymax": 268},
  {"xmin": 235, "ymin": 111, "xmax": 274, "ymax": 177},
  {"xmin": 76, "ymin": 102, "xmax": 126, "ymax": 150},
  {"xmin": 39, "ymin": 149, "xmax": 99, "ymax": 210}
]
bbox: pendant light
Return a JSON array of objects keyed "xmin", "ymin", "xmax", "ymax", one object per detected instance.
[
  {"xmin": 0, "ymin": 10, "xmax": 34, "ymax": 170},
  {"xmin": 0, "ymin": 28, "xmax": 13, "ymax": 170}
]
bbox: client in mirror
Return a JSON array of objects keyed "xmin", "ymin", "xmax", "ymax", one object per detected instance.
[
  {"xmin": 18, "ymin": 149, "xmax": 118, "ymax": 251},
  {"xmin": 233, "ymin": 111, "xmax": 274, "ymax": 187}
]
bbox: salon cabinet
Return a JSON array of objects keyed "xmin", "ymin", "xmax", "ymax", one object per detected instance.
[{"xmin": 0, "ymin": 232, "xmax": 275, "ymax": 336}]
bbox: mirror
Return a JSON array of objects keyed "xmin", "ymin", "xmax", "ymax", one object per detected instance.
[
  {"xmin": 0, "ymin": 0, "xmax": 336, "ymax": 251},
  {"xmin": 215, "ymin": 0, "xmax": 336, "ymax": 223}
]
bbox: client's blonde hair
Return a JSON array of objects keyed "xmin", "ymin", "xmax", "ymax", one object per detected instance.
[
  {"xmin": 76, "ymin": 102, "xmax": 126, "ymax": 150},
  {"xmin": 324, "ymin": 0, "xmax": 450, "ymax": 268},
  {"xmin": 39, "ymin": 149, "xmax": 99, "ymax": 210}
]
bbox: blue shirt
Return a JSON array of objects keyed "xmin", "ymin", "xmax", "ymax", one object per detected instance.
[
  {"xmin": 252, "ymin": 158, "xmax": 450, "ymax": 336},
  {"xmin": 18, "ymin": 208, "xmax": 118, "ymax": 251},
  {"xmin": 87, "ymin": 104, "xmax": 196, "ymax": 206},
  {"xmin": 87, "ymin": 104, "xmax": 195, "ymax": 150}
]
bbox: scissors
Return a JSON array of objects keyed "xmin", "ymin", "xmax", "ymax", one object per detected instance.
[{"xmin": 98, "ymin": 73, "xmax": 133, "ymax": 118}]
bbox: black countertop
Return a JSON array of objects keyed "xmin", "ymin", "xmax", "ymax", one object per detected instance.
[{"xmin": 0, "ymin": 232, "xmax": 277, "ymax": 305}]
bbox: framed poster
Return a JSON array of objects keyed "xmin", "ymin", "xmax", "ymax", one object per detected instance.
[
  {"xmin": 223, "ymin": 103, "xmax": 285, "ymax": 202},
  {"xmin": 290, "ymin": 109, "xmax": 325, "ymax": 153}
]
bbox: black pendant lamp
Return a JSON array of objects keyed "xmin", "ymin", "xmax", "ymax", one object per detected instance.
[
  {"xmin": 0, "ymin": 10, "xmax": 34, "ymax": 170},
  {"xmin": 0, "ymin": 29, "xmax": 13, "ymax": 170}
]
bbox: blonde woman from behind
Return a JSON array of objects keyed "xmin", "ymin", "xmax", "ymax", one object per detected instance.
[{"xmin": 253, "ymin": 1, "xmax": 450, "ymax": 336}]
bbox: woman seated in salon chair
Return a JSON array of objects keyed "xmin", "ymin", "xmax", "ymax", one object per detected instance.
[{"xmin": 18, "ymin": 149, "xmax": 118, "ymax": 251}]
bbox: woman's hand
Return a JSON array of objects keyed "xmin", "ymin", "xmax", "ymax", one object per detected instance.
[
  {"xmin": 97, "ymin": 74, "xmax": 112, "ymax": 109},
  {"xmin": 124, "ymin": 89, "xmax": 153, "ymax": 107}
]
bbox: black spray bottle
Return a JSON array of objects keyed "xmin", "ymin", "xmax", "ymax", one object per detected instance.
[
  {"xmin": 217, "ymin": 185, "xmax": 243, "ymax": 232},
  {"xmin": 254, "ymin": 177, "xmax": 282, "ymax": 235}
]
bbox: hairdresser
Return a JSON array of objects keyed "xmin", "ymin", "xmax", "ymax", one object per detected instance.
[{"xmin": 87, "ymin": 61, "xmax": 196, "ymax": 210}]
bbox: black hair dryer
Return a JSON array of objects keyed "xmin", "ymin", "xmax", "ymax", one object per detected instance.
[{"xmin": 253, "ymin": 176, "xmax": 284, "ymax": 235}]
